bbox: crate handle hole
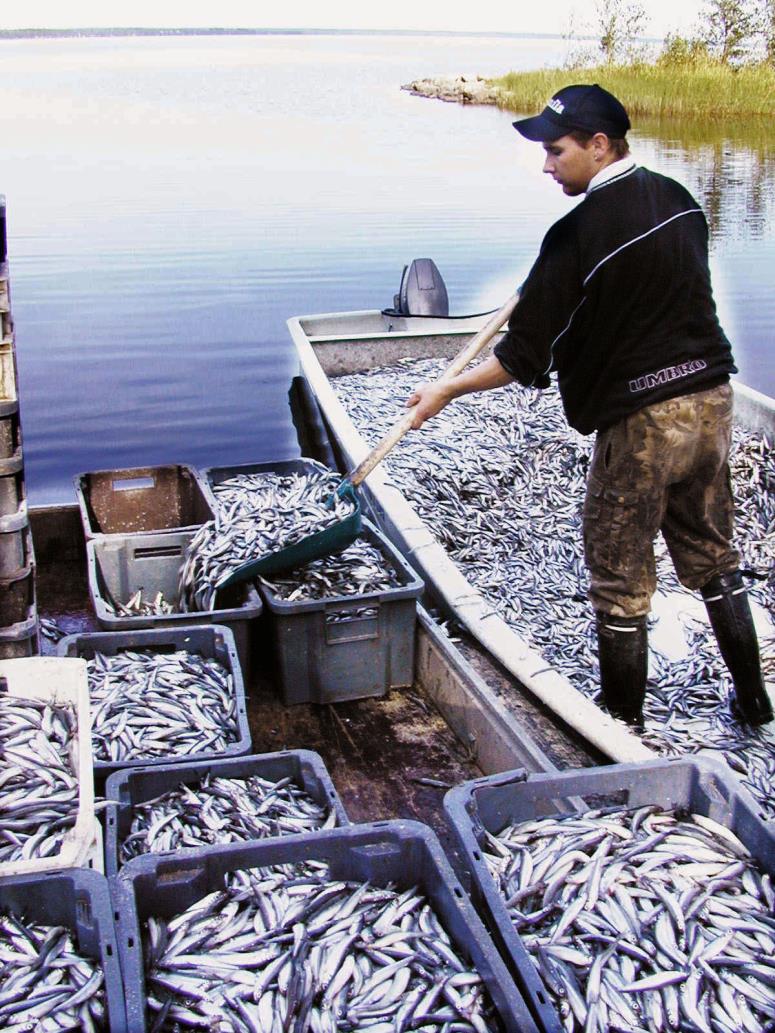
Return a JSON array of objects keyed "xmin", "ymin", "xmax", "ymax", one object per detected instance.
[{"xmin": 112, "ymin": 477, "xmax": 155, "ymax": 492}]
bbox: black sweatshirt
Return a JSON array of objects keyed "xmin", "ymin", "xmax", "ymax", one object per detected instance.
[{"xmin": 493, "ymin": 164, "xmax": 736, "ymax": 434}]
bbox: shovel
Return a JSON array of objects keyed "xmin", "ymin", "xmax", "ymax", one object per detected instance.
[{"xmin": 218, "ymin": 292, "xmax": 519, "ymax": 585}]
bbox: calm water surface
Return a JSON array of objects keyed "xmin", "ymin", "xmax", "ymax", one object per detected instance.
[{"xmin": 1, "ymin": 34, "xmax": 773, "ymax": 503}]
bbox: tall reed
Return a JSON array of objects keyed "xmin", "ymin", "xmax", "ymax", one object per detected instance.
[{"xmin": 492, "ymin": 61, "xmax": 775, "ymax": 120}]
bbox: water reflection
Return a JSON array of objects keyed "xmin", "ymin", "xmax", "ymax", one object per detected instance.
[{"xmin": 637, "ymin": 116, "xmax": 775, "ymax": 241}]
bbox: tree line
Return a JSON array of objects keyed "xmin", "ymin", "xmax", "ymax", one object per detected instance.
[{"xmin": 591, "ymin": 0, "xmax": 775, "ymax": 66}]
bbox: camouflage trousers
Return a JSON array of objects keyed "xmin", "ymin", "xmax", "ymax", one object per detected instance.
[{"xmin": 583, "ymin": 383, "xmax": 739, "ymax": 618}]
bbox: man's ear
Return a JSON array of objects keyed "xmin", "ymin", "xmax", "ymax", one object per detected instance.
[{"xmin": 591, "ymin": 132, "xmax": 611, "ymax": 161}]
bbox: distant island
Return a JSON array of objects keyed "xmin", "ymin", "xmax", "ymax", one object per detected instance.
[{"xmin": 0, "ymin": 27, "xmax": 567, "ymax": 41}]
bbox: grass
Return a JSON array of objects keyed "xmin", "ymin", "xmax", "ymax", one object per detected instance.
[{"xmin": 490, "ymin": 61, "xmax": 775, "ymax": 120}]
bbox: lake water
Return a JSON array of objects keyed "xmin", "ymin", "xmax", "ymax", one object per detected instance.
[{"xmin": 1, "ymin": 33, "xmax": 773, "ymax": 504}]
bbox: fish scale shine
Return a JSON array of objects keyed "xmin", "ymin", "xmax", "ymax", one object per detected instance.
[
  {"xmin": 0, "ymin": 913, "xmax": 107, "ymax": 1030},
  {"xmin": 0, "ymin": 694, "xmax": 79, "ymax": 864},
  {"xmin": 485, "ymin": 806, "xmax": 775, "ymax": 1033},
  {"xmin": 86, "ymin": 650, "xmax": 238, "ymax": 763},
  {"xmin": 143, "ymin": 862, "xmax": 498, "ymax": 1032},
  {"xmin": 119, "ymin": 772, "xmax": 336, "ymax": 864}
]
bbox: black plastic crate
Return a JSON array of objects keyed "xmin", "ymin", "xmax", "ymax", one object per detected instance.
[
  {"xmin": 443, "ymin": 755, "xmax": 775, "ymax": 1033},
  {"xmin": 0, "ymin": 867, "xmax": 127, "ymax": 1032},
  {"xmin": 75, "ymin": 464, "xmax": 214, "ymax": 540},
  {"xmin": 103, "ymin": 749, "xmax": 350, "ymax": 876},
  {"xmin": 58, "ymin": 624, "xmax": 251, "ymax": 785},
  {"xmin": 260, "ymin": 518, "xmax": 424, "ymax": 704},
  {"xmin": 86, "ymin": 530, "xmax": 263, "ymax": 676},
  {"xmin": 114, "ymin": 819, "xmax": 541, "ymax": 1033}
]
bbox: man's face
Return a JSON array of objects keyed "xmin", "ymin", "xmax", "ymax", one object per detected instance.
[{"xmin": 541, "ymin": 134, "xmax": 599, "ymax": 196}]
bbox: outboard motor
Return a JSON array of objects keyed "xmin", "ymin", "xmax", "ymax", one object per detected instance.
[{"xmin": 391, "ymin": 258, "xmax": 449, "ymax": 317}]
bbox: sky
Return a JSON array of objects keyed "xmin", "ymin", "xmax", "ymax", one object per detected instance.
[{"xmin": 0, "ymin": 1, "xmax": 705, "ymax": 40}]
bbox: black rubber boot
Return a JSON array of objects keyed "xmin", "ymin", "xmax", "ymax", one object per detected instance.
[
  {"xmin": 701, "ymin": 570, "xmax": 773, "ymax": 726},
  {"xmin": 596, "ymin": 613, "xmax": 648, "ymax": 731}
]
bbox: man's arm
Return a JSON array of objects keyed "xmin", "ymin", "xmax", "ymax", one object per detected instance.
[{"xmin": 405, "ymin": 354, "xmax": 515, "ymax": 430}]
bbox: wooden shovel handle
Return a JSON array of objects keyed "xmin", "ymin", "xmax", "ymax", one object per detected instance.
[{"xmin": 348, "ymin": 292, "xmax": 520, "ymax": 489}]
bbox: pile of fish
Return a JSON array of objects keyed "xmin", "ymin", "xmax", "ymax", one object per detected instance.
[
  {"xmin": 335, "ymin": 360, "xmax": 775, "ymax": 816},
  {"xmin": 119, "ymin": 772, "xmax": 335, "ymax": 864},
  {"xmin": 0, "ymin": 693, "xmax": 79, "ymax": 864},
  {"xmin": 86, "ymin": 650, "xmax": 239, "ymax": 763},
  {"xmin": 179, "ymin": 470, "xmax": 357, "ymax": 611},
  {"xmin": 143, "ymin": 862, "xmax": 498, "ymax": 1032},
  {"xmin": 103, "ymin": 588, "xmax": 176, "ymax": 619},
  {"xmin": 260, "ymin": 536, "xmax": 402, "ymax": 602},
  {"xmin": 484, "ymin": 804, "xmax": 775, "ymax": 1033},
  {"xmin": 0, "ymin": 913, "xmax": 107, "ymax": 1030}
]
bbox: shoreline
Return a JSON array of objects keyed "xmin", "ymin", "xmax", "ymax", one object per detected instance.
[{"xmin": 404, "ymin": 66, "xmax": 775, "ymax": 120}]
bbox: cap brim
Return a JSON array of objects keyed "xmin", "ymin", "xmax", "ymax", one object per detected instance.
[{"xmin": 512, "ymin": 114, "xmax": 567, "ymax": 142}]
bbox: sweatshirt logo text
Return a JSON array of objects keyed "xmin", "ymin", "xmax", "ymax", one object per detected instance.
[{"xmin": 629, "ymin": 359, "xmax": 708, "ymax": 393}]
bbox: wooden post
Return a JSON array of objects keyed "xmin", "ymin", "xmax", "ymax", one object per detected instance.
[{"xmin": 0, "ymin": 196, "xmax": 39, "ymax": 655}]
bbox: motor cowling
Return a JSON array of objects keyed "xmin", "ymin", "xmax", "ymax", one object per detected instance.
[{"xmin": 392, "ymin": 258, "xmax": 449, "ymax": 317}]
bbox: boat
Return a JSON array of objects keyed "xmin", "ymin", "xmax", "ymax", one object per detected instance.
[{"xmin": 287, "ymin": 262, "xmax": 775, "ymax": 771}]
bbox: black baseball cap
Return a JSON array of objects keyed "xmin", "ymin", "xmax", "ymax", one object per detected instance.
[{"xmin": 513, "ymin": 84, "xmax": 630, "ymax": 142}]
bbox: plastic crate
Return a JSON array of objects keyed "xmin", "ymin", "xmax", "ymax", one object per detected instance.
[
  {"xmin": 443, "ymin": 755, "xmax": 775, "ymax": 1033},
  {"xmin": 0, "ymin": 443, "xmax": 24, "ymax": 518},
  {"xmin": 75, "ymin": 463, "xmax": 214, "ymax": 540},
  {"xmin": 86, "ymin": 529, "xmax": 263, "ymax": 676},
  {"xmin": 114, "ymin": 819, "xmax": 541, "ymax": 1033},
  {"xmin": 198, "ymin": 455, "xmax": 335, "ymax": 513},
  {"xmin": 0, "ymin": 868, "xmax": 127, "ymax": 1032},
  {"xmin": 103, "ymin": 749, "xmax": 350, "ymax": 876},
  {"xmin": 0, "ymin": 656, "xmax": 96, "ymax": 876},
  {"xmin": 57, "ymin": 624, "xmax": 251, "ymax": 785},
  {"xmin": 0, "ymin": 497, "xmax": 28, "ymax": 573},
  {"xmin": 0, "ymin": 557, "xmax": 35, "ymax": 626},
  {"xmin": 259, "ymin": 518, "xmax": 423, "ymax": 704}
]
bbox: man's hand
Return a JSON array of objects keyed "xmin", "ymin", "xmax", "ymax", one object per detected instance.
[
  {"xmin": 405, "ymin": 382, "xmax": 453, "ymax": 429},
  {"xmin": 405, "ymin": 355, "xmax": 516, "ymax": 431}
]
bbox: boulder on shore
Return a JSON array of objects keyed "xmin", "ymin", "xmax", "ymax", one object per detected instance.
[{"xmin": 401, "ymin": 75, "xmax": 502, "ymax": 105}]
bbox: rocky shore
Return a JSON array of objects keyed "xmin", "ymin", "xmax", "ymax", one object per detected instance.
[{"xmin": 401, "ymin": 75, "xmax": 502, "ymax": 105}]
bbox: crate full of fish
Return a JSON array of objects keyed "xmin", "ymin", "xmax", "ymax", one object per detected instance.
[
  {"xmin": 191, "ymin": 456, "xmax": 363, "ymax": 583},
  {"xmin": 57, "ymin": 625, "xmax": 251, "ymax": 785},
  {"xmin": 86, "ymin": 529, "xmax": 263, "ymax": 676},
  {"xmin": 102, "ymin": 748, "xmax": 350, "ymax": 876},
  {"xmin": 75, "ymin": 463, "xmax": 215, "ymax": 541},
  {"xmin": 0, "ymin": 656, "xmax": 98, "ymax": 877},
  {"xmin": 0, "ymin": 867, "xmax": 127, "ymax": 1031},
  {"xmin": 113, "ymin": 819, "xmax": 541, "ymax": 1033},
  {"xmin": 198, "ymin": 455, "xmax": 338, "ymax": 514},
  {"xmin": 444, "ymin": 755, "xmax": 775, "ymax": 1033},
  {"xmin": 258, "ymin": 517, "xmax": 423, "ymax": 704}
]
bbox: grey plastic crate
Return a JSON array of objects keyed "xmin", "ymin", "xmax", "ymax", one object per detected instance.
[
  {"xmin": 86, "ymin": 529, "xmax": 262, "ymax": 676},
  {"xmin": 114, "ymin": 819, "xmax": 541, "ymax": 1033},
  {"xmin": 0, "ymin": 557, "xmax": 34, "ymax": 626},
  {"xmin": 75, "ymin": 463, "xmax": 214, "ymax": 540},
  {"xmin": 259, "ymin": 518, "xmax": 423, "ymax": 704},
  {"xmin": 198, "ymin": 455, "xmax": 334, "ymax": 513},
  {"xmin": 57, "ymin": 624, "xmax": 251, "ymax": 785},
  {"xmin": 0, "ymin": 867, "xmax": 127, "ymax": 1032},
  {"xmin": 0, "ymin": 602, "xmax": 38, "ymax": 658},
  {"xmin": 443, "ymin": 755, "xmax": 775, "ymax": 1033},
  {"xmin": 103, "ymin": 749, "xmax": 350, "ymax": 876}
]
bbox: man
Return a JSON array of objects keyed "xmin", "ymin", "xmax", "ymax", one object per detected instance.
[{"xmin": 406, "ymin": 83, "xmax": 772, "ymax": 729}]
